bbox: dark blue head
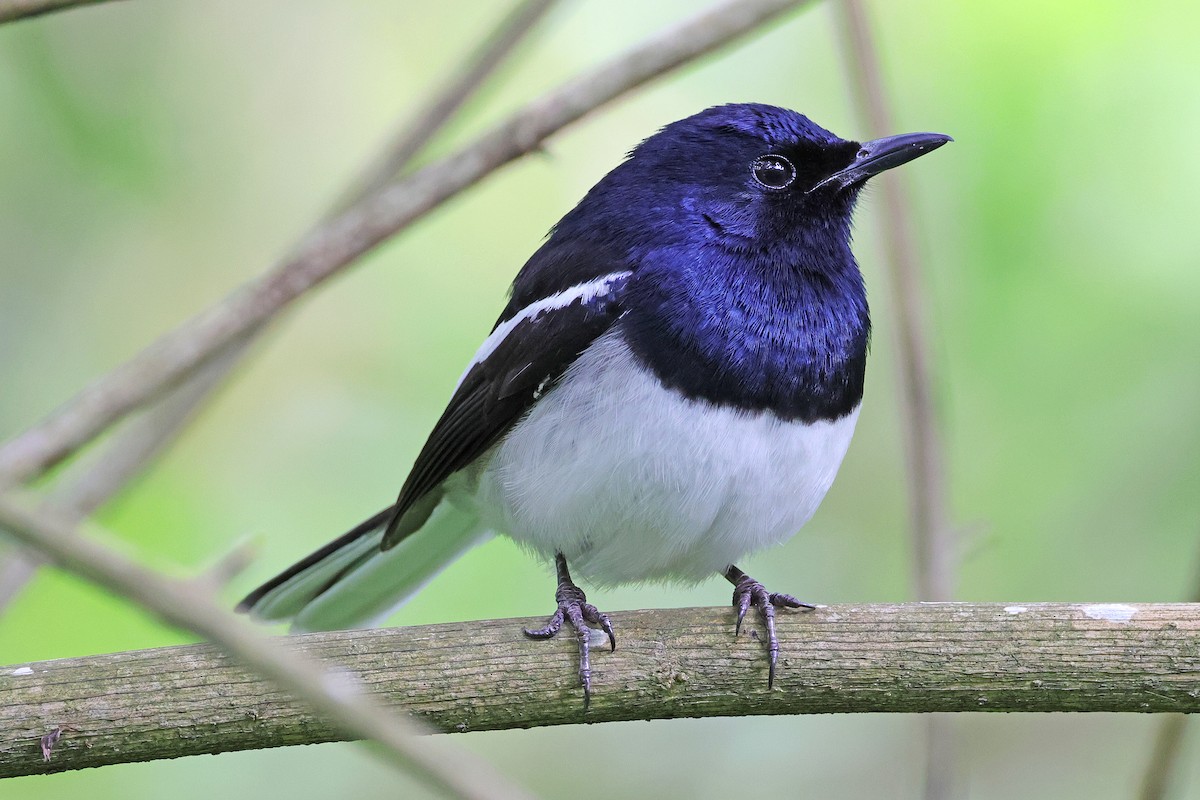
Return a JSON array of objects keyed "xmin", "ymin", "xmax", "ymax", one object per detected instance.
[
  {"xmin": 618, "ymin": 104, "xmax": 864, "ymax": 249},
  {"xmin": 558, "ymin": 103, "xmax": 949, "ymax": 262},
  {"xmin": 519, "ymin": 104, "xmax": 950, "ymax": 422}
]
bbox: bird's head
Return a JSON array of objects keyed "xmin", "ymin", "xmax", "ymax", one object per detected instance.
[{"xmin": 590, "ymin": 103, "xmax": 950, "ymax": 253}]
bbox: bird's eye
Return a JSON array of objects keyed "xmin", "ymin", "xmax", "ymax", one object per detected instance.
[{"xmin": 751, "ymin": 154, "xmax": 796, "ymax": 190}]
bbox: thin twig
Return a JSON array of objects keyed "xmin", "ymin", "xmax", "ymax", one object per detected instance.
[
  {"xmin": 331, "ymin": 0, "xmax": 561, "ymax": 212},
  {"xmin": 836, "ymin": 0, "xmax": 953, "ymax": 601},
  {"xmin": 1136, "ymin": 531, "xmax": 1200, "ymax": 800},
  {"xmin": 0, "ymin": 0, "xmax": 815, "ymax": 491},
  {"xmin": 0, "ymin": 492, "xmax": 533, "ymax": 800},
  {"xmin": 0, "ymin": 348, "xmax": 241, "ymax": 608},
  {"xmin": 835, "ymin": 1, "xmax": 957, "ymax": 798},
  {"xmin": 0, "ymin": 0, "xmax": 556, "ymax": 612},
  {"xmin": 1139, "ymin": 715, "xmax": 1189, "ymax": 800},
  {"xmin": 0, "ymin": 0, "xmax": 116, "ymax": 24}
]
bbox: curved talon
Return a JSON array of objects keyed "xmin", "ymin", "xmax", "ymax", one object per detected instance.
[
  {"xmin": 523, "ymin": 608, "xmax": 565, "ymax": 639},
  {"xmin": 734, "ymin": 590, "xmax": 753, "ymax": 636},
  {"xmin": 523, "ymin": 553, "xmax": 615, "ymax": 709},
  {"xmin": 770, "ymin": 592, "xmax": 813, "ymax": 610},
  {"xmin": 724, "ymin": 564, "xmax": 815, "ymax": 688},
  {"xmin": 597, "ymin": 613, "xmax": 617, "ymax": 653}
]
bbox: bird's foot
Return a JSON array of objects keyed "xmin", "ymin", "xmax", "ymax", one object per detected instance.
[
  {"xmin": 523, "ymin": 553, "xmax": 615, "ymax": 709},
  {"xmin": 724, "ymin": 564, "xmax": 815, "ymax": 688}
]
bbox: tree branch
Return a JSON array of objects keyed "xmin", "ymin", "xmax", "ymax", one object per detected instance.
[
  {"xmin": 0, "ymin": 346, "xmax": 242, "ymax": 609},
  {"xmin": 0, "ymin": 0, "xmax": 815, "ymax": 490},
  {"xmin": 836, "ymin": 0, "xmax": 954, "ymax": 610},
  {"xmin": 3, "ymin": 602, "xmax": 1197, "ymax": 778},
  {"xmin": 0, "ymin": 0, "xmax": 117, "ymax": 24},
  {"xmin": 835, "ymin": 3, "xmax": 959, "ymax": 796},
  {"xmin": 0, "ymin": 493, "xmax": 533, "ymax": 800},
  {"xmin": 1139, "ymin": 714, "xmax": 1189, "ymax": 800},
  {"xmin": 330, "ymin": 0, "xmax": 561, "ymax": 212},
  {"xmin": 0, "ymin": 0, "xmax": 555, "ymax": 612},
  {"xmin": 1136, "ymin": 529, "xmax": 1200, "ymax": 800}
]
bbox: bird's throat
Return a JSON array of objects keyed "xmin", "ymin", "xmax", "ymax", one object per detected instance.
[{"xmin": 623, "ymin": 249, "xmax": 869, "ymax": 422}]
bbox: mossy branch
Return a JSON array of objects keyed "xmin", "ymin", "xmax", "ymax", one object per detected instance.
[{"xmin": 4, "ymin": 602, "xmax": 1198, "ymax": 778}]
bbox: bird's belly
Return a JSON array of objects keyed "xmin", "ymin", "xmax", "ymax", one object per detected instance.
[{"xmin": 473, "ymin": 331, "xmax": 860, "ymax": 585}]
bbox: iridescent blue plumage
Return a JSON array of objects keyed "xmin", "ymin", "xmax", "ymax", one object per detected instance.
[
  {"xmin": 241, "ymin": 103, "xmax": 950, "ymax": 704},
  {"xmin": 514, "ymin": 103, "xmax": 871, "ymax": 421}
]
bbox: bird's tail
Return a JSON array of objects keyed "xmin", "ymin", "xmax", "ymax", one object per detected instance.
[{"xmin": 237, "ymin": 495, "xmax": 488, "ymax": 632}]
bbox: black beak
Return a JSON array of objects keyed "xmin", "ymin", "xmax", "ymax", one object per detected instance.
[{"xmin": 812, "ymin": 131, "xmax": 952, "ymax": 192}]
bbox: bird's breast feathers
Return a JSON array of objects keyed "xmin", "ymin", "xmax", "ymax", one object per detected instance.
[{"xmin": 469, "ymin": 328, "xmax": 859, "ymax": 585}]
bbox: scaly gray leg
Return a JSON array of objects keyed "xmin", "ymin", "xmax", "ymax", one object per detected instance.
[
  {"xmin": 524, "ymin": 553, "xmax": 615, "ymax": 709},
  {"xmin": 724, "ymin": 564, "xmax": 814, "ymax": 688}
]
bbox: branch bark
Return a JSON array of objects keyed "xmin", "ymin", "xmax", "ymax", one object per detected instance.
[
  {"xmin": 0, "ymin": 493, "xmax": 532, "ymax": 800},
  {"xmin": 3, "ymin": 602, "xmax": 1197, "ymax": 778}
]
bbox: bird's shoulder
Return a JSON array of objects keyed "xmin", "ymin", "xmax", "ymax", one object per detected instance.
[{"xmin": 382, "ymin": 239, "xmax": 634, "ymax": 546}]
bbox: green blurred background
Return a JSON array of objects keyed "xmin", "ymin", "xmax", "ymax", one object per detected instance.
[{"xmin": 3, "ymin": 1, "xmax": 1200, "ymax": 797}]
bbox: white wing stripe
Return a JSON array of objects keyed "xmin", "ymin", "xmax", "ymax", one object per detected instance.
[{"xmin": 457, "ymin": 271, "xmax": 632, "ymax": 388}]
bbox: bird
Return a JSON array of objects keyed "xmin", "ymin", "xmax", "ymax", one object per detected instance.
[{"xmin": 238, "ymin": 103, "xmax": 950, "ymax": 707}]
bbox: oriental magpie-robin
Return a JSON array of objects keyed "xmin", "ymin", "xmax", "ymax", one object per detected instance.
[{"xmin": 239, "ymin": 103, "xmax": 950, "ymax": 705}]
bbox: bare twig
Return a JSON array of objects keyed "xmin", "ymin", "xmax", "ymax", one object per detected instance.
[
  {"xmin": 0, "ymin": 0, "xmax": 815, "ymax": 491},
  {"xmin": 4, "ymin": 602, "xmax": 1200, "ymax": 778},
  {"xmin": 836, "ymin": 0, "xmax": 953, "ymax": 601},
  {"xmin": 0, "ymin": 492, "xmax": 532, "ymax": 800},
  {"xmin": 0, "ymin": 0, "xmax": 116, "ymax": 24},
  {"xmin": 0, "ymin": 343, "xmax": 246, "ymax": 610},
  {"xmin": 1139, "ymin": 715, "xmax": 1189, "ymax": 800},
  {"xmin": 0, "ymin": 0, "xmax": 555, "ymax": 611},
  {"xmin": 192, "ymin": 537, "xmax": 259, "ymax": 592},
  {"xmin": 1136, "ymin": 531, "xmax": 1200, "ymax": 800},
  {"xmin": 835, "ymin": 1, "xmax": 957, "ymax": 798},
  {"xmin": 331, "ymin": 0, "xmax": 561, "ymax": 211}
]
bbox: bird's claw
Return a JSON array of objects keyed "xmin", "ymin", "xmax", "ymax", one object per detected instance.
[
  {"xmin": 726, "ymin": 566, "xmax": 814, "ymax": 688},
  {"xmin": 524, "ymin": 553, "xmax": 614, "ymax": 709}
]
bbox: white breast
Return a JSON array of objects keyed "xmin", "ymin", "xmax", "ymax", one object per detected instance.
[{"xmin": 472, "ymin": 330, "xmax": 860, "ymax": 585}]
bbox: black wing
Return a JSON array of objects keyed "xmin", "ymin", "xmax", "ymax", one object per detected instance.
[{"xmin": 381, "ymin": 268, "xmax": 631, "ymax": 548}]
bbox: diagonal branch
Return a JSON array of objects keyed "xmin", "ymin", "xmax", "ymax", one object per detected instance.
[
  {"xmin": 0, "ymin": 0, "xmax": 117, "ymax": 24},
  {"xmin": 0, "ymin": 346, "xmax": 243, "ymax": 609},
  {"xmin": 330, "ymin": 0, "xmax": 561, "ymax": 212},
  {"xmin": 0, "ymin": 492, "xmax": 533, "ymax": 800},
  {"xmin": 0, "ymin": 0, "xmax": 558, "ymax": 612},
  {"xmin": 4, "ymin": 602, "xmax": 1199, "ymax": 779},
  {"xmin": 0, "ymin": 0, "xmax": 816, "ymax": 491}
]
